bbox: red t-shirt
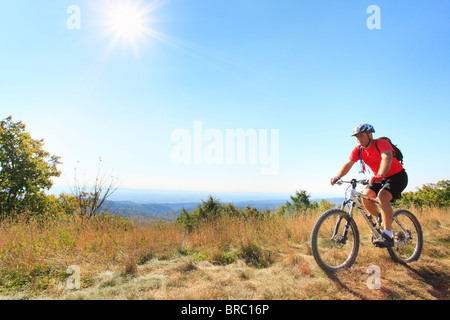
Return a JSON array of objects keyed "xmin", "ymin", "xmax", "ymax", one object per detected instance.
[{"xmin": 349, "ymin": 139, "xmax": 403, "ymax": 177}]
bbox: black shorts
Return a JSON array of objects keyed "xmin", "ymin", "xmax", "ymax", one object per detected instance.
[{"xmin": 366, "ymin": 169, "xmax": 408, "ymax": 202}]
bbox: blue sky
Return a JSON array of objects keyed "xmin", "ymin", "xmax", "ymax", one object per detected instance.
[{"xmin": 1, "ymin": 0, "xmax": 449, "ymax": 198}]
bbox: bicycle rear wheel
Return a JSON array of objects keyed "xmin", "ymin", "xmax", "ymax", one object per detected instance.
[
  {"xmin": 387, "ymin": 209, "xmax": 423, "ymax": 264},
  {"xmin": 311, "ymin": 209, "xmax": 360, "ymax": 273}
]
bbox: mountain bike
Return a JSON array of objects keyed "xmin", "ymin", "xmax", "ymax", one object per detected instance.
[{"xmin": 311, "ymin": 178, "xmax": 423, "ymax": 273}]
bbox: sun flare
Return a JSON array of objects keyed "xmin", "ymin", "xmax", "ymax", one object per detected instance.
[
  {"xmin": 106, "ymin": 2, "xmax": 148, "ymax": 41},
  {"xmin": 100, "ymin": 0, "xmax": 159, "ymax": 52},
  {"xmin": 95, "ymin": 0, "xmax": 177, "ymax": 58}
]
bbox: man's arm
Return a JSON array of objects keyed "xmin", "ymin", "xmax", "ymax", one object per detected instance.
[
  {"xmin": 369, "ymin": 149, "xmax": 393, "ymax": 186},
  {"xmin": 331, "ymin": 160, "xmax": 355, "ymax": 185},
  {"xmin": 377, "ymin": 150, "xmax": 393, "ymax": 177}
]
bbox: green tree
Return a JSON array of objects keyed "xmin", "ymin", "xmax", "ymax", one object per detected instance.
[
  {"xmin": 176, "ymin": 195, "xmax": 224, "ymax": 230},
  {"xmin": 319, "ymin": 199, "xmax": 335, "ymax": 211},
  {"xmin": 176, "ymin": 207, "xmax": 195, "ymax": 231},
  {"xmin": 276, "ymin": 189, "xmax": 314, "ymax": 216},
  {"xmin": 397, "ymin": 180, "xmax": 450, "ymax": 208},
  {"xmin": 197, "ymin": 195, "xmax": 223, "ymax": 219},
  {"xmin": 286, "ymin": 189, "xmax": 311, "ymax": 211},
  {"xmin": 0, "ymin": 116, "xmax": 61, "ymax": 216}
]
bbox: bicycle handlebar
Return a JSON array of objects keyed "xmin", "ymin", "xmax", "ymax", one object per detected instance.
[{"xmin": 335, "ymin": 178, "xmax": 369, "ymax": 186}]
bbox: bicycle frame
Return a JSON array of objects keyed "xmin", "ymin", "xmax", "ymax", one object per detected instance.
[
  {"xmin": 331, "ymin": 178, "xmax": 414, "ymax": 246},
  {"xmin": 335, "ymin": 179, "xmax": 383, "ymax": 240}
]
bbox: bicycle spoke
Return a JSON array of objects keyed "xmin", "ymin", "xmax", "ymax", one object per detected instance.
[
  {"xmin": 392, "ymin": 216, "xmax": 416, "ymax": 258},
  {"xmin": 312, "ymin": 210, "xmax": 358, "ymax": 271},
  {"xmin": 387, "ymin": 209, "xmax": 423, "ymax": 263}
]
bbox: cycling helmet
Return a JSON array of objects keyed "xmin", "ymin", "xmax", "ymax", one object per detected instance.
[{"xmin": 351, "ymin": 124, "xmax": 375, "ymax": 136}]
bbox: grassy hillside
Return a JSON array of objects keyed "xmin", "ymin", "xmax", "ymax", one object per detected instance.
[{"xmin": 0, "ymin": 206, "xmax": 448, "ymax": 300}]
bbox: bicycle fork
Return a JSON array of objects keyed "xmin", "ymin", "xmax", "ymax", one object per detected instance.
[{"xmin": 331, "ymin": 203, "xmax": 355, "ymax": 242}]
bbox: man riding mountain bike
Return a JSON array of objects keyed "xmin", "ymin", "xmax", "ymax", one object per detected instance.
[{"xmin": 330, "ymin": 124, "xmax": 408, "ymax": 248}]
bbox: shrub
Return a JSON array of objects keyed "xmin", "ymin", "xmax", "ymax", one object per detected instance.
[
  {"xmin": 238, "ymin": 241, "xmax": 273, "ymax": 269},
  {"xmin": 397, "ymin": 180, "xmax": 450, "ymax": 208},
  {"xmin": 176, "ymin": 195, "xmax": 271, "ymax": 231}
]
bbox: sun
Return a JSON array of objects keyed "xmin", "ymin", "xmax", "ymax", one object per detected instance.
[
  {"xmin": 106, "ymin": 2, "xmax": 148, "ymax": 42},
  {"xmin": 100, "ymin": 0, "xmax": 160, "ymax": 52},
  {"xmin": 93, "ymin": 0, "xmax": 179, "ymax": 59}
]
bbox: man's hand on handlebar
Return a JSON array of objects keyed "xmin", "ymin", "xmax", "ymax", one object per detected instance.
[
  {"xmin": 369, "ymin": 174, "xmax": 384, "ymax": 186},
  {"xmin": 330, "ymin": 176, "xmax": 340, "ymax": 185}
]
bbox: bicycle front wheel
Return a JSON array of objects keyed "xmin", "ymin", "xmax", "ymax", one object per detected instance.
[
  {"xmin": 387, "ymin": 209, "xmax": 423, "ymax": 264},
  {"xmin": 311, "ymin": 209, "xmax": 360, "ymax": 273}
]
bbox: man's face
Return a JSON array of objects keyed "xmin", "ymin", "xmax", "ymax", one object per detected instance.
[{"xmin": 355, "ymin": 132, "xmax": 371, "ymax": 147}]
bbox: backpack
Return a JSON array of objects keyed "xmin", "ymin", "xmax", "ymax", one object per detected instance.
[
  {"xmin": 358, "ymin": 137, "xmax": 404, "ymax": 173},
  {"xmin": 376, "ymin": 137, "xmax": 404, "ymax": 164}
]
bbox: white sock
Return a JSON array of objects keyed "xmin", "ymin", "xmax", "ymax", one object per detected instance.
[{"xmin": 383, "ymin": 230, "xmax": 393, "ymax": 238}]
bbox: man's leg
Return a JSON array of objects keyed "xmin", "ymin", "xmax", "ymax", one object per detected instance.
[
  {"xmin": 362, "ymin": 188, "xmax": 379, "ymax": 217},
  {"xmin": 377, "ymin": 189, "xmax": 393, "ymax": 232},
  {"xmin": 372, "ymin": 188, "xmax": 395, "ymax": 247}
]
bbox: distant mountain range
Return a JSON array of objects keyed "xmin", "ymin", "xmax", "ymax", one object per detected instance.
[
  {"xmin": 49, "ymin": 186, "xmax": 344, "ymax": 220},
  {"xmin": 103, "ymin": 199, "xmax": 291, "ymax": 220},
  {"xmin": 103, "ymin": 198, "xmax": 346, "ymax": 221}
]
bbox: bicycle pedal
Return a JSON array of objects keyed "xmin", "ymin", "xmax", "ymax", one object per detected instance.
[{"xmin": 371, "ymin": 234, "xmax": 385, "ymax": 248}]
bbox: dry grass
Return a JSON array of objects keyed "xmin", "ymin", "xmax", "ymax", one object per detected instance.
[{"xmin": 0, "ymin": 207, "xmax": 448, "ymax": 300}]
